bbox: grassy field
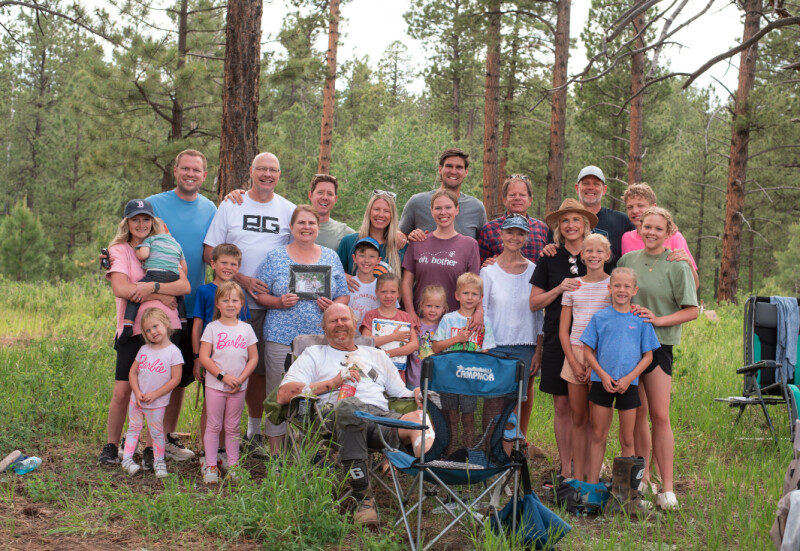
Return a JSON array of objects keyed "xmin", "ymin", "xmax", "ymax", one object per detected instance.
[{"xmin": 0, "ymin": 275, "xmax": 791, "ymax": 550}]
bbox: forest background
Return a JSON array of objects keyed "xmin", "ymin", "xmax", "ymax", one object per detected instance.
[{"xmin": 0, "ymin": 0, "xmax": 799, "ymax": 301}]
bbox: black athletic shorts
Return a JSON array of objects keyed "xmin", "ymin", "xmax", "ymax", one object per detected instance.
[
  {"xmin": 539, "ymin": 331, "xmax": 568, "ymax": 396},
  {"xmin": 643, "ymin": 344, "xmax": 673, "ymax": 376},
  {"xmin": 588, "ymin": 383, "xmax": 641, "ymax": 410}
]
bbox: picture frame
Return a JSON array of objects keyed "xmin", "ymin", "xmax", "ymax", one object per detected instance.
[{"xmin": 289, "ymin": 264, "xmax": 331, "ymax": 300}]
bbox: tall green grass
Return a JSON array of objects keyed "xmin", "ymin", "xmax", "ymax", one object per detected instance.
[{"xmin": 0, "ymin": 278, "xmax": 793, "ymax": 549}]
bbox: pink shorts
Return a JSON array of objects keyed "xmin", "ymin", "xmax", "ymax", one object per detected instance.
[{"xmin": 561, "ymin": 344, "xmax": 591, "ymax": 385}]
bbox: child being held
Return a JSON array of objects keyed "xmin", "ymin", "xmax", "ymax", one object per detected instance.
[
  {"xmin": 198, "ymin": 281, "xmax": 259, "ymax": 483},
  {"xmin": 360, "ymin": 272, "xmax": 418, "ymax": 383},
  {"xmin": 580, "ymin": 267, "xmax": 660, "ymax": 486},
  {"xmin": 432, "ymin": 273, "xmax": 496, "ymax": 452},
  {"xmin": 348, "ymin": 237, "xmax": 382, "ymax": 328},
  {"xmin": 121, "ymin": 211, "xmax": 188, "ymax": 342},
  {"xmin": 407, "ymin": 285, "xmax": 448, "ymax": 388},
  {"xmin": 191, "ymin": 243, "xmax": 250, "ymax": 466},
  {"xmin": 122, "ymin": 308, "xmax": 184, "ymax": 478}
]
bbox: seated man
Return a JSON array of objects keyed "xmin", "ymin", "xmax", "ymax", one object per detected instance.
[{"xmin": 277, "ymin": 303, "xmax": 421, "ymax": 526}]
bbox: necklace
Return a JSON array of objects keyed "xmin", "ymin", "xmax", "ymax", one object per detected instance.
[{"xmin": 644, "ymin": 255, "xmax": 661, "ymax": 272}]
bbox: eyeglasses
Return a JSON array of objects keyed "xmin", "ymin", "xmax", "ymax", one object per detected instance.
[
  {"xmin": 372, "ymin": 189, "xmax": 397, "ymax": 200},
  {"xmin": 568, "ymin": 255, "xmax": 579, "ymax": 275},
  {"xmin": 253, "ymin": 166, "xmax": 281, "ymax": 174}
]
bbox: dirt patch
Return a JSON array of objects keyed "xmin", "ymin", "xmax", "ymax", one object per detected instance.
[{"xmin": 0, "ymin": 332, "xmax": 41, "ymax": 348}]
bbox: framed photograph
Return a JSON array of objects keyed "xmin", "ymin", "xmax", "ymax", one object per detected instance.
[{"xmin": 289, "ymin": 265, "xmax": 331, "ymax": 300}]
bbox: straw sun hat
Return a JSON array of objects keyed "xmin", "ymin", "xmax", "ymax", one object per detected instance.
[{"xmin": 544, "ymin": 198, "xmax": 599, "ymax": 231}]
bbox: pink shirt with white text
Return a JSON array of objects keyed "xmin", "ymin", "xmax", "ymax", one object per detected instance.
[
  {"xmin": 134, "ymin": 343, "xmax": 184, "ymax": 409},
  {"xmin": 201, "ymin": 320, "xmax": 258, "ymax": 392}
]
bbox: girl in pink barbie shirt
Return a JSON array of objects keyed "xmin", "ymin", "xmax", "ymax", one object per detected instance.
[
  {"xmin": 122, "ymin": 308, "xmax": 184, "ymax": 478},
  {"xmin": 199, "ymin": 281, "xmax": 259, "ymax": 483}
]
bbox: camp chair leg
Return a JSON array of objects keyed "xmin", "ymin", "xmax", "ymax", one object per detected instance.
[
  {"xmin": 420, "ymin": 468, "xmax": 511, "ymax": 551},
  {"xmin": 734, "ymin": 404, "xmax": 747, "ymax": 427},
  {"xmin": 385, "ymin": 461, "xmax": 417, "ymax": 551},
  {"xmin": 754, "ymin": 385, "xmax": 779, "ymax": 444}
]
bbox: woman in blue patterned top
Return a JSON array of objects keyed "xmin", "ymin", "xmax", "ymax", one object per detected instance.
[{"xmin": 254, "ymin": 205, "xmax": 349, "ymax": 443}]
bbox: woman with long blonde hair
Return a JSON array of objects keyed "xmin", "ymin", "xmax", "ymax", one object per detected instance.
[
  {"xmin": 98, "ymin": 199, "xmax": 190, "ymax": 468},
  {"xmin": 337, "ymin": 190, "xmax": 406, "ymax": 283}
]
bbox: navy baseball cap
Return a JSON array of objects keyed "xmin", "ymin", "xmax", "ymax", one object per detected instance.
[{"xmin": 124, "ymin": 199, "xmax": 155, "ymax": 218}]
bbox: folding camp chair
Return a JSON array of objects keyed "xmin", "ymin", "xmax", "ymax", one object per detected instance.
[
  {"xmin": 715, "ymin": 296, "xmax": 800, "ymax": 442},
  {"xmin": 356, "ymin": 350, "xmax": 528, "ymax": 551}
]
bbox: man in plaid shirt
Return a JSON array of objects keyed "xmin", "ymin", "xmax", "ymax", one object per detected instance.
[{"xmin": 477, "ymin": 174, "xmax": 548, "ymax": 263}]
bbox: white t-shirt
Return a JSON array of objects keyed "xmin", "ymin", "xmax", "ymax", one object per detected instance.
[
  {"xmin": 203, "ymin": 192, "xmax": 296, "ymax": 308},
  {"xmin": 281, "ymin": 345, "xmax": 414, "ymax": 410},
  {"xmin": 134, "ymin": 343, "xmax": 184, "ymax": 409},
  {"xmin": 201, "ymin": 320, "xmax": 259, "ymax": 392},
  {"xmin": 349, "ymin": 278, "xmax": 379, "ymax": 329},
  {"xmin": 481, "ymin": 261, "xmax": 543, "ymax": 346}
]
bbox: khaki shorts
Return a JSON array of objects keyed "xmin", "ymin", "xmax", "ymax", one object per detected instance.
[{"xmin": 561, "ymin": 344, "xmax": 591, "ymax": 385}]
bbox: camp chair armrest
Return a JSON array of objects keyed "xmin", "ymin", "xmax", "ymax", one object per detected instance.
[
  {"xmin": 737, "ymin": 360, "xmax": 781, "ymax": 374},
  {"xmin": 353, "ymin": 410, "xmax": 428, "ymax": 430}
]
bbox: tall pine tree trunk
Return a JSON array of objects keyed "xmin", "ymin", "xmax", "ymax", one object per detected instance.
[
  {"xmin": 718, "ymin": 0, "xmax": 760, "ymax": 303},
  {"xmin": 317, "ymin": 0, "xmax": 340, "ymax": 175},
  {"xmin": 628, "ymin": 4, "xmax": 645, "ymax": 185},
  {"xmin": 482, "ymin": 0, "xmax": 502, "ymax": 218},
  {"xmin": 546, "ymin": 0, "xmax": 570, "ymax": 214},
  {"xmin": 161, "ymin": 0, "xmax": 188, "ymax": 191},
  {"xmin": 218, "ymin": 0, "xmax": 262, "ymax": 200},
  {"xmin": 498, "ymin": 20, "xmax": 519, "ymax": 188}
]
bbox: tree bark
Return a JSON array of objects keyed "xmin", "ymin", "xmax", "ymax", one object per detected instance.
[
  {"xmin": 628, "ymin": 2, "xmax": 645, "ymax": 185},
  {"xmin": 545, "ymin": 0, "xmax": 571, "ymax": 214},
  {"xmin": 482, "ymin": 0, "xmax": 502, "ymax": 219},
  {"xmin": 161, "ymin": 0, "xmax": 188, "ymax": 191},
  {"xmin": 317, "ymin": 0, "xmax": 340, "ymax": 175},
  {"xmin": 718, "ymin": 0, "xmax": 760, "ymax": 303},
  {"xmin": 498, "ymin": 19, "xmax": 519, "ymax": 191},
  {"xmin": 218, "ymin": 0, "xmax": 262, "ymax": 200}
]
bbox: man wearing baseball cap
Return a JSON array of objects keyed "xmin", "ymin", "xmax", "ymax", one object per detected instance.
[
  {"xmin": 572, "ymin": 166, "xmax": 635, "ymax": 267},
  {"xmin": 541, "ymin": 166, "xmax": 635, "ymax": 269}
]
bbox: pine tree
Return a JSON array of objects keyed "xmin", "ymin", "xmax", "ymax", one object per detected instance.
[{"xmin": 0, "ymin": 202, "xmax": 53, "ymax": 281}]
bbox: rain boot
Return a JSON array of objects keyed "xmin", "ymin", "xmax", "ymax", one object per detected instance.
[{"xmin": 604, "ymin": 456, "xmax": 652, "ymax": 516}]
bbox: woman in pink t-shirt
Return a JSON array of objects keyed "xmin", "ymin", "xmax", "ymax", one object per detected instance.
[{"xmin": 98, "ymin": 199, "xmax": 190, "ymax": 467}]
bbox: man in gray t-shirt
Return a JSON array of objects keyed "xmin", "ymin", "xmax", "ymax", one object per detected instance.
[
  {"xmin": 308, "ymin": 174, "xmax": 355, "ymax": 250},
  {"xmin": 398, "ymin": 148, "xmax": 487, "ymax": 240}
]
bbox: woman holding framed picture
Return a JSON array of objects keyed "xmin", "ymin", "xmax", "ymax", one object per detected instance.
[{"xmin": 253, "ymin": 205, "xmax": 349, "ymax": 447}]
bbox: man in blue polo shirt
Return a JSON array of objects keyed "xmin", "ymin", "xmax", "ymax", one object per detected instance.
[{"xmin": 146, "ymin": 149, "xmax": 217, "ymax": 466}]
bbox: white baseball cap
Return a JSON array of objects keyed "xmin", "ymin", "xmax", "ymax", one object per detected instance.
[{"xmin": 576, "ymin": 165, "xmax": 605, "ymax": 184}]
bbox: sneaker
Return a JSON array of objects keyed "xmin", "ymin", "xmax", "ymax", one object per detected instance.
[
  {"xmin": 656, "ymin": 491, "xmax": 679, "ymax": 510},
  {"xmin": 354, "ymin": 497, "xmax": 378, "ymax": 526},
  {"xmin": 121, "ymin": 457, "xmax": 140, "ymax": 475},
  {"xmin": 218, "ymin": 448, "xmax": 227, "ymax": 468},
  {"xmin": 98, "ymin": 443, "xmax": 120, "ymax": 466},
  {"xmin": 154, "ymin": 459, "xmax": 168, "ymax": 478},
  {"xmin": 243, "ymin": 433, "xmax": 269, "ymax": 459},
  {"xmin": 203, "ymin": 465, "xmax": 219, "ymax": 484},
  {"xmin": 142, "ymin": 447, "xmax": 154, "ymax": 471},
  {"xmin": 165, "ymin": 433, "xmax": 195, "ymax": 461}
]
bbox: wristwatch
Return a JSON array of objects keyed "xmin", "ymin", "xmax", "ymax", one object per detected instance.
[
  {"xmin": 153, "ymin": 281, "xmax": 160, "ymax": 293},
  {"xmin": 193, "ymin": 353, "xmax": 199, "ymax": 359},
  {"xmin": 216, "ymin": 370, "xmax": 226, "ymax": 381}
]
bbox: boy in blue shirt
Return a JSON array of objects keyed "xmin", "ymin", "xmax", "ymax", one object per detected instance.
[{"xmin": 580, "ymin": 267, "xmax": 660, "ymax": 486}]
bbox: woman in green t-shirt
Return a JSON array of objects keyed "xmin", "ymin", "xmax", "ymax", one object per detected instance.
[{"xmin": 617, "ymin": 206, "xmax": 698, "ymax": 511}]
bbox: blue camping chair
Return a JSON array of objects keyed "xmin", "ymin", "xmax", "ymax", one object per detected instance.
[
  {"xmin": 715, "ymin": 296, "xmax": 800, "ymax": 442},
  {"xmin": 355, "ymin": 350, "xmax": 527, "ymax": 550}
]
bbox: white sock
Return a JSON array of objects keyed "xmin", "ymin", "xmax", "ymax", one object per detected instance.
[{"xmin": 247, "ymin": 417, "xmax": 262, "ymax": 438}]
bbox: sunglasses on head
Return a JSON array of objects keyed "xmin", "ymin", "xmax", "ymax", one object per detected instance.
[{"xmin": 372, "ymin": 189, "xmax": 396, "ymax": 200}]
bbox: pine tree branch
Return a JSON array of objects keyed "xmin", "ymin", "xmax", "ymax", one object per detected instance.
[
  {"xmin": 0, "ymin": 0, "xmax": 120, "ymax": 45},
  {"xmin": 682, "ymin": 16, "xmax": 800, "ymax": 88}
]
